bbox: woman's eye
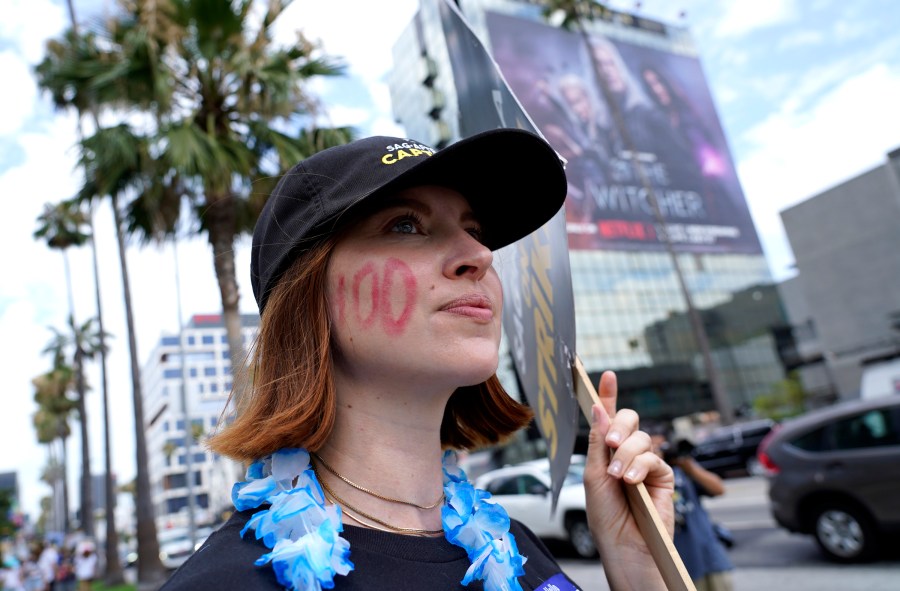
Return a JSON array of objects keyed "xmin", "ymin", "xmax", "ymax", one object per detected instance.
[
  {"xmin": 390, "ymin": 215, "xmax": 422, "ymax": 235},
  {"xmin": 467, "ymin": 226, "xmax": 484, "ymax": 243}
]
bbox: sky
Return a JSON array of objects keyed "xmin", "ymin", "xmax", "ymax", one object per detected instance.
[{"xmin": 1, "ymin": 0, "xmax": 898, "ymax": 524}]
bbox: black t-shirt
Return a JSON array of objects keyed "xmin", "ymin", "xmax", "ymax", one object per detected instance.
[{"xmin": 161, "ymin": 509, "xmax": 586, "ymax": 590}]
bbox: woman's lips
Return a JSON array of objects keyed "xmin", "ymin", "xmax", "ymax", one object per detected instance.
[{"xmin": 440, "ymin": 294, "xmax": 494, "ymax": 321}]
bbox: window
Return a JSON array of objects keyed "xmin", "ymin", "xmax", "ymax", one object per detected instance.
[
  {"xmin": 189, "ymin": 367, "xmax": 197, "ymax": 378},
  {"xmin": 489, "ymin": 474, "xmax": 546, "ymax": 496},
  {"xmin": 202, "ymin": 335, "xmax": 214, "ymax": 345},
  {"xmin": 204, "ymin": 366, "xmax": 216, "ymax": 377},
  {"xmin": 163, "ymin": 368, "xmax": 182, "ymax": 379},
  {"xmin": 832, "ymin": 409, "xmax": 898, "ymax": 450},
  {"xmin": 161, "ymin": 336, "xmax": 179, "ymax": 346},
  {"xmin": 791, "ymin": 427, "xmax": 827, "ymax": 452},
  {"xmin": 187, "ymin": 335, "xmax": 196, "ymax": 346}
]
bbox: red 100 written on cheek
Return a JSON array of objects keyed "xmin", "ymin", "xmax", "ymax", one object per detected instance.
[{"xmin": 335, "ymin": 258, "xmax": 417, "ymax": 336}]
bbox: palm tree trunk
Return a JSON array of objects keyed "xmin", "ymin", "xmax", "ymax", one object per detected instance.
[
  {"xmin": 62, "ymin": 246, "xmax": 95, "ymax": 538},
  {"xmin": 206, "ymin": 201, "xmax": 246, "ymax": 396},
  {"xmin": 60, "ymin": 432, "xmax": 71, "ymax": 532},
  {"xmin": 111, "ymin": 193, "xmax": 168, "ymax": 589},
  {"xmin": 89, "ymin": 210, "xmax": 125, "ymax": 584},
  {"xmin": 73, "ymin": 340, "xmax": 94, "ymax": 538}
]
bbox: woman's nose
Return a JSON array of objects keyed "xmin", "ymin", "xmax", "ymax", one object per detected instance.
[{"xmin": 444, "ymin": 231, "xmax": 493, "ymax": 280}]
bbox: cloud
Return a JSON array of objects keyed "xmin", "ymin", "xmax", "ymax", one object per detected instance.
[
  {"xmin": 776, "ymin": 29, "xmax": 826, "ymax": 50},
  {"xmin": 714, "ymin": 0, "xmax": 798, "ymax": 38},
  {"xmin": 736, "ymin": 62, "xmax": 900, "ymax": 278},
  {"xmin": 278, "ymin": 2, "xmax": 418, "ymax": 86},
  {"xmin": 0, "ymin": 0, "xmax": 65, "ymax": 63},
  {"xmin": 0, "ymin": 51, "xmax": 38, "ymax": 137}
]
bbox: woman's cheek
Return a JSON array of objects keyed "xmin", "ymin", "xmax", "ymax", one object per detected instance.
[{"xmin": 332, "ymin": 258, "xmax": 418, "ymax": 337}]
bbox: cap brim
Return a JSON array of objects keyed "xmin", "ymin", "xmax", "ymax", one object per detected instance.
[{"xmin": 344, "ymin": 128, "xmax": 568, "ymax": 251}]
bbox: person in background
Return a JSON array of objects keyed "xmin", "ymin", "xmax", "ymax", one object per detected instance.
[
  {"xmin": 35, "ymin": 544, "xmax": 58, "ymax": 591},
  {"xmin": 1, "ymin": 554, "xmax": 24, "ymax": 591},
  {"xmin": 52, "ymin": 551, "xmax": 75, "ymax": 591},
  {"xmin": 650, "ymin": 424, "xmax": 735, "ymax": 591},
  {"xmin": 19, "ymin": 551, "xmax": 42, "ymax": 591},
  {"xmin": 72, "ymin": 547, "xmax": 95, "ymax": 591}
]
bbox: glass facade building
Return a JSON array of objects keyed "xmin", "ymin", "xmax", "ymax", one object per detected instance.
[
  {"xmin": 387, "ymin": 0, "xmax": 787, "ymax": 430},
  {"xmin": 142, "ymin": 314, "xmax": 258, "ymax": 530}
]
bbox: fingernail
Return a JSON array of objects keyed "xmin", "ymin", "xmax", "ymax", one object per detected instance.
[
  {"xmin": 625, "ymin": 468, "xmax": 638, "ymax": 481},
  {"xmin": 608, "ymin": 460, "xmax": 623, "ymax": 476},
  {"xmin": 607, "ymin": 431, "xmax": 622, "ymax": 445}
]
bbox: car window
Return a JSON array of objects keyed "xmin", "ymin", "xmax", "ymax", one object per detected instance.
[
  {"xmin": 789, "ymin": 409, "xmax": 900, "ymax": 452},
  {"xmin": 489, "ymin": 475, "xmax": 546, "ymax": 495},
  {"xmin": 832, "ymin": 409, "xmax": 899, "ymax": 450},
  {"xmin": 790, "ymin": 426, "xmax": 827, "ymax": 451},
  {"xmin": 487, "ymin": 476, "xmax": 519, "ymax": 495},
  {"xmin": 564, "ymin": 464, "xmax": 585, "ymax": 486}
]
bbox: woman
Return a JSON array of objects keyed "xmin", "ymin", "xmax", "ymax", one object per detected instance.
[{"xmin": 161, "ymin": 129, "xmax": 674, "ymax": 591}]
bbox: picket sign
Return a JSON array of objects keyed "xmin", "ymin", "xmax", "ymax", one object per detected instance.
[{"xmin": 572, "ymin": 356, "xmax": 696, "ymax": 591}]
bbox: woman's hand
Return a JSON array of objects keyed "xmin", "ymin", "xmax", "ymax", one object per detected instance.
[{"xmin": 582, "ymin": 370, "xmax": 674, "ymax": 589}]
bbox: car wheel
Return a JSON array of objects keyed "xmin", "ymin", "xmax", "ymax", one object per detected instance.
[
  {"xmin": 566, "ymin": 516, "xmax": 598, "ymax": 559},
  {"xmin": 812, "ymin": 503, "xmax": 878, "ymax": 562}
]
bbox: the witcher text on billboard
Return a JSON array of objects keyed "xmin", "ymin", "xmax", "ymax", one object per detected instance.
[{"xmin": 486, "ymin": 11, "xmax": 763, "ymax": 254}]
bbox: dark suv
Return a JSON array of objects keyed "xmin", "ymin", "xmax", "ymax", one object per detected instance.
[
  {"xmin": 757, "ymin": 396, "xmax": 900, "ymax": 562},
  {"xmin": 690, "ymin": 418, "xmax": 775, "ymax": 477}
]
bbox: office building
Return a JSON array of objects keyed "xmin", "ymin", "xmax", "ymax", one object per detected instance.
[
  {"xmin": 387, "ymin": 0, "xmax": 783, "ymax": 424},
  {"xmin": 780, "ymin": 147, "xmax": 900, "ymax": 399},
  {"xmin": 143, "ymin": 314, "xmax": 258, "ymax": 531}
]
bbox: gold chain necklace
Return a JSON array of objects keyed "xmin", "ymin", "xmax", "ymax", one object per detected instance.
[
  {"xmin": 311, "ymin": 452, "xmax": 445, "ymax": 509},
  {"xmin": 312, "ymin": 462, "xmax": 444, "ymax": 536}
]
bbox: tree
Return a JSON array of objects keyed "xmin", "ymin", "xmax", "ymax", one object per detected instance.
[
  {"xmin": 35, "ymin": 200, "xmax": 100, "ymax": 540},
  {"xmin": 36, "ymin": 0, "xmax": 353, "ymax": 376},
  {"xmin": 42, "ymin": 319, "xmax": 107, "ymax": 537},
  {"xmin": 32, "ymin": 362, "xmax": 77, "ymax": 533}
]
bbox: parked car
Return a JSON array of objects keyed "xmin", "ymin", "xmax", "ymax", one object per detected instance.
[
  {"xmin": 757, "ymin": 396, "xmax": 900, "ymax": 562},
  {"xmin": 158, "ymin": 525, "xmax": 215, "ymax": 570},
  {"xmin": 690, "ymin": 418, "xmax": 775, "ymax": 477},
  {"xmin": 473, "ymin": 456, "xmax": 596, "ymax": 558}
]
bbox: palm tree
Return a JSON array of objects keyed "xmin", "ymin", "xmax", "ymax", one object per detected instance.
[
  {"xmin": 59, "ymin": 0, "xmax": 126, "ymax": 576},
  {"xmin": 34, "ymin": 201, "xmax": 97, "ymax": 538},
  {"xmin": 43, "ymin": 319, "xmax": 107, "ymax": 538},
  {"xmin": 32, "ymin": 362, "xmax": 77, "ymax": 533},
  {"xmin": 36, "ymin": 0, "xmax": 353, "ymax": 375}
]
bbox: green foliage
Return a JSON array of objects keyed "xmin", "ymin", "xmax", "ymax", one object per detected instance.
[
  {"xmin": 0, "ymin": 489, "xmax": 17, "ymax": 538},
  {"xmin": 753, "ymin": 371, "xmax": 807, "ymax": 421},
  {"xmin": 34, "ymin": 199, "xmax": 90, "ymax": 250}
]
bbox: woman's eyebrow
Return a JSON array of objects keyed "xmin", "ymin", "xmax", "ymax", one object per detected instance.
[{"xmin": 377, "ymin": 196, "xmax": 432, "ymax": 215}]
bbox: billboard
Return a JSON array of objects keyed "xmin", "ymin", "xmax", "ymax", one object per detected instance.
[{"xmin": 486, "ymin": 11, "xmax": 763, "ymax": 254}]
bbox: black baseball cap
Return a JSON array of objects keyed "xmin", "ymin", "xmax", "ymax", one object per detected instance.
[{"xmin": 251, "ymin": 128, "xmax": 567, "ymax": 312}]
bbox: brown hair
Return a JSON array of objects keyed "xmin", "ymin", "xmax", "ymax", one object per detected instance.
[{"xmin": 208, "ymin": 235, "xmax": 533, "ymax": 462}]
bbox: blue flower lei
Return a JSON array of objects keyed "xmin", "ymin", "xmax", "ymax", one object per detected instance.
[{"xmin": 233, "ymin": 448, "xmax": 527, "ymax": 591}]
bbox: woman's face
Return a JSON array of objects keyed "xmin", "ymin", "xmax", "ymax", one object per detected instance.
[
  {"xmin": 591, "ymin": 44, "xmax": 625, "ymax": 94},
  {"xmin": 326, "ymin": 185, "xmax": 503, "ymax": 391}
]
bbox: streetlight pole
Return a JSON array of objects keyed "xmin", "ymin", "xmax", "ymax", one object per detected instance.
[{"xmin": 173, "ymin": 240, "xmax": 198, "ymax": 548}]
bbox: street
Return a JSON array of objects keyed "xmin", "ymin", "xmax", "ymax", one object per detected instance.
[{"xmin": 556, "ymin": 476, "xmax": 900, "ymax": 590}]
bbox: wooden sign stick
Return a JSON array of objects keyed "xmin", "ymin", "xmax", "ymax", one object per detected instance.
[{"xmin": 573, "ymin": 355, "xmax": 696, "ymax": 591}]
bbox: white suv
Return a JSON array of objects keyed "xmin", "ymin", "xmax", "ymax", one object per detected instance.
[{"xmin": 473, "ymin": 456, "xmax": 595, "ymax": 558}]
